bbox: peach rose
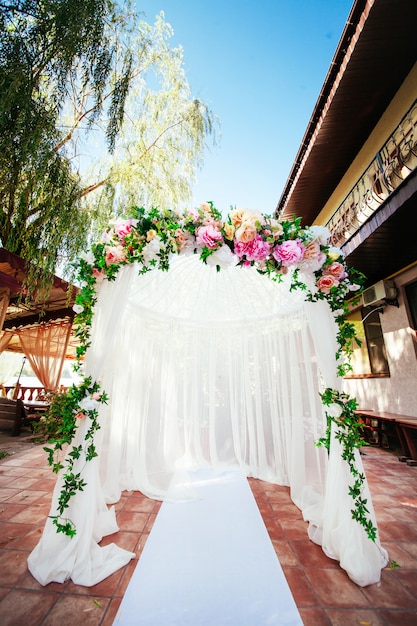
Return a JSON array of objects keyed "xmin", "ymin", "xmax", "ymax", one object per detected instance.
[
  {"xmin": 303, "ymin": 241, "xmax": 321, "ymax": 260},
  {"xmin": 235, "ymin": 221, "xmax": 257, "ymax": 243},
  {"xmin": 200, "ymin": 202, "xmax": 212, "ymax": 213},
  {"xmin": 224, "ymin": 222, "xmax": 235, "ymax": 241},
  {"xmin": 229, "ymin": 208, "xmax": 247, "ymax": 228},
  {"xmin": 317, "ymin": 274, "xmax": 339, "ymax": 293},
  {"xmin": 105, "ymin": 245, "xmax": 126, "ymax": 266},
  {"xmin": 325, "ymin": 262, "xmax": 347, "ymax": 280},
  {"xmin": 92, "ymin": 267, "xmax": 106, "ymax": 281}
]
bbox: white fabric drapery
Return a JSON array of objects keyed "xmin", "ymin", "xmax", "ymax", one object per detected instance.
[{"xmin": 28, "ymin": 256, "xmax": 387, "ymax": 587}]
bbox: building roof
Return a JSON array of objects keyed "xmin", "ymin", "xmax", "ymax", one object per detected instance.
[
  {"xmin": 276, "ymin": 0, "xmax": 416, "ymax": 225},
  {"xmin": 0, "ymin": 248, "xmax": 79, "ymax": 357}
]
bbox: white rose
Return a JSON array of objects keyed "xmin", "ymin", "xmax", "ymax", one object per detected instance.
[
  {"xmin": 206, "ymin": 244, "xmax": 239, "ymax": 269},
  {"xmin": 328, "ymin": 246, "xmax": 344, "ymax": 260},
  {"xmin": 142, "ymin": 236, "xmax": 165, "ymax": 264},
  {"xmin": 73, "ymin": 304, "xmax": 84, "ymax": 314},
  {"xmin": 79, "ymin": 250, "xmax": 95, "ymax": 265},
  {"xmin": 308, "ymin": 225, "xmax": 331, "ymax": 245},
  {"xmin": 79, "ymin": 397, "xmax": 99, "ymax": 412},
  {"xmin": 326, "ymin": 403, "xmax": 344, "ymax": 419}
]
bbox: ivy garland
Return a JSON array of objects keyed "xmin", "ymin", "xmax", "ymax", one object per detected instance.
[{"xmin": 43, "ymin": 202, "xmax": 377, "ymax": 541}]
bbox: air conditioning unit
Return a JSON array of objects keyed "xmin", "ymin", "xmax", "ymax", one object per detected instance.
[{"xmin": 362, "ymin": 280, "xmax": 397, "ymax": 307}]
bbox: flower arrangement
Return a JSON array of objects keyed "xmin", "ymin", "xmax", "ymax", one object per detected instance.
[
  {"xmin": 45, "ymin": 202, "xmax": 374, "ymax": 539},
  {"xmin": 74, "ymin": 202, "xmax": 364, "ymax": 361}
]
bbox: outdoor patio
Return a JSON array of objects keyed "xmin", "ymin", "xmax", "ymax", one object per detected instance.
[{"xmin": 0, "ymin": 433, "xmax": 416, "ymax": 626}]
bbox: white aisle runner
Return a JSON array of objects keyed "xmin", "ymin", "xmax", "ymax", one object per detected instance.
[{"xmin": 114, "ymin": 468, "xmax": 302, "ymax": 625}]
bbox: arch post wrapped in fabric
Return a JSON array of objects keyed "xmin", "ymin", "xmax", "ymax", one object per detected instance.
[{"xmin": 28, "ymin": 205, "xmax": 388, "ymax": 588}]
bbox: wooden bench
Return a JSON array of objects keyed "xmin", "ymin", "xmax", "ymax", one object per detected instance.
[
  {"xmin": 355, "ymin": 409, "xmax": 417, "ymax": 462},
  {"xmin": 0, "ymin": 396, "xmax": 26, "ymax": 436}
]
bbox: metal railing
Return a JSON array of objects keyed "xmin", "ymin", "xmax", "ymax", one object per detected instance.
[{"xmin": 326, "ymin": 99, "xmax": 417, "ymax": 247}]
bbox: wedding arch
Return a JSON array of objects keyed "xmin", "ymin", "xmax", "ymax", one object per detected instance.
[{"xmin": 28, "ymin": 203, "xmax": 388, "ymax": 588}]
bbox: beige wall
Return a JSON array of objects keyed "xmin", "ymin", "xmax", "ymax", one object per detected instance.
[
  {"xmin": 343, "ymin": 264, "xmax": 417, "ymax": 417},
  {"xmin": 314, "ymin": 62, "xmax": 417, "ymax": 226}
]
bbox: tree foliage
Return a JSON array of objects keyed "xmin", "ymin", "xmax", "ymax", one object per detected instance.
[{"xmin": 0, "ymin": 1, "xmax": 216, "ymax": 290}]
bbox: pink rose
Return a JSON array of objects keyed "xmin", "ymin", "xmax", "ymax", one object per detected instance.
[
  {"xmin": 273, "ymin": 239, "xmax": 304, "ymax": 266},
  {"xmin": 203, "ymin": 215, "xmax": 222, "ymax": 229},
  {"xmin": 325, "ymin": 262, "xmax": 347, "ymax": 280},
  {"xmin": 75, "ymin": 412, "xmax": 87, "ymax": 420},
  {"xmin": 196, "ymin": 224, "xmax": 223, "ymax": 249},
  {"xmin": 317, "ymin": 274, "xmax": 339, "ymax": 293},
  {"xmin": 187, "ymin": 207, "xmax": 200, "ymax": 221},
  {"xmin": 234, "ymin": 236, "xmax": 271, "ymax": 261}
]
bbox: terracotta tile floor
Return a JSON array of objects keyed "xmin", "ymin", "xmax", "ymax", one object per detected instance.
[{"xmin": 0, "ymin": 438, "xmax": 416, "ymax": 625}]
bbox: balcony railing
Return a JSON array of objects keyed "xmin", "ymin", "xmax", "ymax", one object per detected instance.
[{"xmin": 326, "ymin": 99, "xmax": 417, "ymax": 247}]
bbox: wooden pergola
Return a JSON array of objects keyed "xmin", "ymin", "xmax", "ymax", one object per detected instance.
[{"xmin": 0, "ymin": 248, "xmax": 80, "ymax": 360}]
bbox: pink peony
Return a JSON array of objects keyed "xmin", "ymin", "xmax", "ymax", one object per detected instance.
[
  {"xmin": 113, "ymin": 219, "xmax": 133, "ymax": 242},
  {"xmin": 234, "ymin": 236, "xmax": 271, "ymax": 261},
  {"xmin": 196, "ymin": 224, "xmax": 223, "ymax": 249},
  {"xmin": 272, "ymin": 239, "xmax": 304, "ymax": 266},
  {"xmin": 325, "ymin": 262, "xmax": 347, "ymax": 280},
  {"xmin": 317, "ymin": 274, "xmax": 339, "ymax": 293}
]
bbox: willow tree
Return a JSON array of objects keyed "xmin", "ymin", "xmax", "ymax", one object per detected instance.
[{"xmin": 0, "ymin": 1, "xmax": 216, "ymax": 290}]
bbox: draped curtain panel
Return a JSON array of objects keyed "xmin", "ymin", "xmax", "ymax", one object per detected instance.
[
  {"xmin": 17, "ymin": 320, "xmax": 72, "ymax": 391},
  {"xmin": 0, "ymin": 330, "xmax": 14, "ymax": 355},
  {"xmin": 28, "ymin": 257, "xmax": 387, "ymax": 587}
]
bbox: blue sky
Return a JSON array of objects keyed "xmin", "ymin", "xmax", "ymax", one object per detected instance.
[{"xmin": 137, "ymin": 0, "xmax": 353, "ymax": 215}]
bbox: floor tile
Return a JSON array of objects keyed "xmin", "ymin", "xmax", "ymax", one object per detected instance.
[
  {"xmin": 0, "ymin": 589, "xmax": 58, "ymax": 626},
  {"xmin": 41, "ymin": 594, "xmax": 110, "ymax": 626},
  {"xmin": 101, "ymin": 597, "xmax": 122, "ymax": 626},
  {"xmin": 282, "ymin": 566, "xmax": 318, "ymax": 607},
  {"xmin": 298, "ymin": 607, "xmax": 331, "ymax": 625},
  {"xmin": 0, "ymin": 523, "xmax": 34, "ymax": 549},
  {"xmin": 393, "ymin": 569, "xmax": 417, "ymax": 599},
  {"xmin": 0, "ymin": 441, "xmax": 416, "ymax": 625},
  {"xmin": 379, "ymin": 609, "xmax": 417, "ymax": 625},
  {"xmin": 304, "ymin": 568, "xmax": 369, "ymax": 608},
  {"xmin": 114, "ymin": 510, "xmax": 150, "ymax": 532},
  {"xmin": 325, "ymin": 608, "xmax": 385, "ymax": 625},
  {"xmin": 271, "ymin": 539, "xmax": 299, "ymax": 566},
  {"xmin": 290, "ymin": 539, "xmax": 339, "ymax": 569},
  {"xmin": 361, "ymin": 569, "xmax": 417, "ymax": 608}
]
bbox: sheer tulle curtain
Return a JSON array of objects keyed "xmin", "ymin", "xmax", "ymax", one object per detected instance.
[
  {"xmin": 306, "ymin": 296, "xmax": 388, "ymax": 585},
  {"xmin": 28, "ymin": 267, "xmax": 137, "ymax": 586},
  {"xmin": 28, "ymin": 259, "xmax": 387, "ymax": 587},
  {"xmin": 17, "ymin": 320, "xmax": 72, "ymax": 390},
  {"xmin": 97, "ymin": 259, "xmax": 329, "ymax": 525},
  {"xmin": 98, "ymin": 301, "xmax": 329, "ymax": 517}
]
